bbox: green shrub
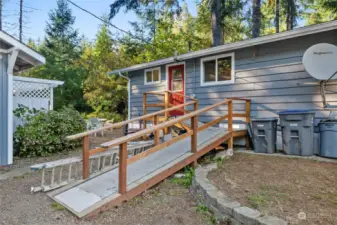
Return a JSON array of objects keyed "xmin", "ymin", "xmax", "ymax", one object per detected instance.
[{"xmin": 13, "ymin": 106, "xmax": 86, "ymax": 157}]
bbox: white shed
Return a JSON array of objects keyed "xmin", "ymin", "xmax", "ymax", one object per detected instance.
[{"xmin": 0, "ymin": 31, "xmax": 52, "ymax": 166}]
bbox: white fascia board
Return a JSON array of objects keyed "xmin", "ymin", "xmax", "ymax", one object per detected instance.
[
  {"xmin": 109, "ymin": 20, "xmax": 337, "ymax": 74},
  {"xmin": 13, "ymin": 76, "xmax": 64, "ymax": 87},
  {"xmin": 0, "ymin": 31, "xmax": 45, "ymax": 65}
]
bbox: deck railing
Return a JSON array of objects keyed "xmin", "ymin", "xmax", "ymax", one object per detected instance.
[
  {"xmin": 66, "ymin": 95, "xmax": 198, "ymax": 179},
  {"xmin": 143, "ymin": 90, "xmax": 198, "ymax": 133},
  {"xmin": 99, "ymin": 98, "xmax": 250, "ymax": 195},
  {"xmin": 66, "ymin": 94, "xmax": 250, "ymax": 186}
]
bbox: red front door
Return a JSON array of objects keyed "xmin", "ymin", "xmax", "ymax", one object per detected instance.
[{"xmin": 168, "ymin": 64, "xmax": 185, "ymax": 116}]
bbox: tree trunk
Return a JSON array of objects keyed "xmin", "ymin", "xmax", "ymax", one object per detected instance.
[
  {"xmin": 252, "ymin": 0, "xmax": 261, "ymax": 38},
  {"xmin": 286, "ymin": 0, "xmax": 295, "ymax": 30},
  {"xmin": 211, "ymin": 0, "xmax": 223, "ymax": 46},
  {"xmin": 275, "ymin": 0, "xmax": 280, "ymax": 33},
  {"xmin": 19, "ymin": 0, "xmax": 23, "ymax": 42}
]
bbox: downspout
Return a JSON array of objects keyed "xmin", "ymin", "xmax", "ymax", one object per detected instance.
[{"xmin": 118, "ymin": 72, "xmax": 131, "ymax": 120}]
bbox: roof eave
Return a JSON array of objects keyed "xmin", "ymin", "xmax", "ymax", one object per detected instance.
[{"xmin": 0, "ymin": 31, "xmax": 46, "ymax": 67}]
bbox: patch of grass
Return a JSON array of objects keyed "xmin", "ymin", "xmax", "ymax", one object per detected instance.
[
  {"xmin": 248, "ymin": 185, "xmax": 288, "ymax": 209},
  {"xmin": 196, "ymin": 204, "xmax": 216, "ymax": 225},
  {"xmin": 170, "ymin": 167, "xmax": 194, "ymax": 188},
  {"xmin": 51, "ymin": 202, "xmax": 65, "ymax": 211},
  {"xmin": 248, "ymin": 194, "xmax": 267, "ymax": 209}
]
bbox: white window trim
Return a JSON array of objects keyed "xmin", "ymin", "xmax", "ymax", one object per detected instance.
[
  {"xmin": 144, "ymin": 67, "xmax": 161, "ymax": 85},
  {"xmin": 200, "ymin": 52, "xmax": 235, "ymax": 87}
]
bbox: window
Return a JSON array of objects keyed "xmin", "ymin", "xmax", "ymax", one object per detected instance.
[
  {"xmin": 171, "ymin": 68, "xmax": 183, "ymax": 91},
  {"xmin": 144, "ymin": 67, "xmax": 161, "ymax": 85},
  {"xmin": 200, "ymin": 53, "xmax": 235, "ymax": 86}
]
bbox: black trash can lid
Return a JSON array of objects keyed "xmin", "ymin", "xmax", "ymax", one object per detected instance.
[
  {"xmin": 251, "ymin": 117, "xmax": 278, "ymax": 122},
  {"xmin": 319, "ymin": 119, "xmax": 337, "ymax": 124},
  {"xmin": 278, "ymin": 109, "xmax": 315, "ymax": 115}
]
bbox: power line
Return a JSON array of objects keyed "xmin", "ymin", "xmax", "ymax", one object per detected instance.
[{"xmin": 65, "ymin": 0, "xmax": 145, "ymax": 42}]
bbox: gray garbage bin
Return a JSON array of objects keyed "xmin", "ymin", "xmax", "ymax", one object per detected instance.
[
  {"xmin": 319, "ymin": 120, "xmax": 337, "ymax": 158},
  {"xmin": 278, "ymin": 110, "xmax": 315, "ymax": 156},
  {"xmin": 251, "ymin": 118, "xmax": 278, "ymax": 154}
]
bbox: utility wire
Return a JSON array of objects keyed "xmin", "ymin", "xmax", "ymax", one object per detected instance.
[{"xmin": 65, "ymin": 0, "xmax": 145, "ymax": 42}]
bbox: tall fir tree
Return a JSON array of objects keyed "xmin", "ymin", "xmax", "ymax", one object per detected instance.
[
  {"xmin": 82, "ymin": 23, "xmax": 128, "ymax": 120},
  {"xmin": 27, "ymin": 0, "xmax": 88, "ymax": 111}
]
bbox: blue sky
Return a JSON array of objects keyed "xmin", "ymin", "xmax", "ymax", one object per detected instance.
[{"xmin": 2, "ymin": 0, "xmax": 198, "ymax": 42}]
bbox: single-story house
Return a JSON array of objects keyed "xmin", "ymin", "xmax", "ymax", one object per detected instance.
[
  {"xmin": 0, "ymin": 31, "xmax": 46, "ymax": 166},
  {"xmin": 110, "ymin": 20, "xmax": 337, "ymax": 131}
]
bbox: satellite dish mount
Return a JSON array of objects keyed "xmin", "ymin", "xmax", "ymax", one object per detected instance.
[{"xmin": 303, "ymin": 43, "xmax": 337, "ymax": 109}]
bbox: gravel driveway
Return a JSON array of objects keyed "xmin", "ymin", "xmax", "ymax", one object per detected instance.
[{"xmin": 0, "ymin": 172, "xmax": 210, "ymax": 225}]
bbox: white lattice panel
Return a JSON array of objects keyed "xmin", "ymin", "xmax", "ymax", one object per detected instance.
[
  {"xmin": 12, "ymin": 76, "xmax": 64, "ymax": 132},
  {"xmin": 13, "ymin": 80, "xmax": 51, "ymax": 99}
]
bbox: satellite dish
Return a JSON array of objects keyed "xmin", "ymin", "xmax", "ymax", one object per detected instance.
[{"xmin": 303, "ymin": 43, "xmax": 337, "ymax": 80}]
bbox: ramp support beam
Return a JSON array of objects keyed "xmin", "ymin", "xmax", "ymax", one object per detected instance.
[
  {"xmin": 119, "ymin": 142, "xmax": 127, "ymax": 194},
  {"xmin": 83, "ymin": 136, "xmax": 90, "ymax": 179}
]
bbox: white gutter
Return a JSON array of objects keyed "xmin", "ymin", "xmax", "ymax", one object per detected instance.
[{"xmin": 117, "ymin": 72, "xmax": 131, "ymax": 120}]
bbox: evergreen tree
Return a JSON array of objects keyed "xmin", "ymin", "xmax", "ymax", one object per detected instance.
[
  {"xmin": 109, "ymin": 0, "xmax": 181, "ymax": 40},
  {"xmin": 27, "ymin": 0, "xmax": 88, "ymax": 111},
  {"xmin": 82, "ymin": 23, "xmax": 127, "ymax": 120}
]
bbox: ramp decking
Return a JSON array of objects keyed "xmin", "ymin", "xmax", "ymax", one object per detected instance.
[{"xmin": 50, "ymin": 126, "xmax": 231, "ymax": 217}]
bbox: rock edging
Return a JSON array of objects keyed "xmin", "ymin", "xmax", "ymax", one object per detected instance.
[{"xmin": 190, "ymin": 164, "xmax": 287, "ymax": 225}]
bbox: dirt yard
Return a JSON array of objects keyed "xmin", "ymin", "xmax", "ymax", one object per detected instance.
[
  {"xmin": 208, "ymin": 153, "xmax": 337, "ymax": 225},
  {"xmin": 0, "ymin": 173, "xmax": 212, "ymax": 225}
]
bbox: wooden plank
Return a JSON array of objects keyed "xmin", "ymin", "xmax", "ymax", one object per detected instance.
[
  {"xmin": 126, "ymin": 131, "xmax": 193, "ymax": 165},
  {"xmin": 233, "ymin": 113, "xmax": 247, "ymax": 118},
  {"xmin": 245, "ymin": 100, "xmax": 251, "ymax": 149},
  {"xmin": 233, "ymin": 130, "xmax": 248, "ymax": 137},
  {"xmin": 67, "ymin": 101, "xmax": 195, "ymax": 140},
  {"xmin": 118, "ymin": 143, "xmax": 127, "ymax": 195},
  {"xmin": 164, "ymin": 92, "xmax": 169, "ymax": 134},
  {"xmin": 191, "ymin": 116, "xmax": 198, "ymax": 168},
  {"xmin": 154, "ymin": 115, "xmax": 160, "ymax": 146},
  {"xmin": 143, "ymin": 93, "xmax": 147, "ymax": 137},
  {"xmin": 82, "ymin": 136, "xmax": 90, "ymax": 179},
  {"xmin": 146, "ymin": 103, "xmax": 165, "ymax": 107},
  {"xmin": 101, "ymin": 99, "xmax": 231, "ymax": 148},
  {"xmin": 144, "ymin": 91, "xmax": 165, "ymax": 96},
  {"xmin": 89, "ymin": 147, "xmax": 108, "ymax": 156},
  {"xmin": 198, "ymin": 114, "xmax": 228, "ymax": 132},
  {"xmin": 86, "ymin": 132, "xmax": 233, "ymax": 218},
  {"xmin": 228, "ymin": 101, "xmax": 233, "ymax": 149}
]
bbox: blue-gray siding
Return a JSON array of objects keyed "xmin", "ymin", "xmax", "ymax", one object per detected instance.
[
  {"xmin": 0, "ymin": 42, "xmax": 9, "ymax": 165},
  {"xmin": 129, "ymin": 30, "xmax": 337, "ymax": 125}
]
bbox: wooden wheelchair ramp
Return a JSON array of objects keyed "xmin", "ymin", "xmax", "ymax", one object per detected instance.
[
  {"xmin": 49, "ymin": 95, "xmax": 251, "ymax": 218},
  {"xmin": 50, "ymin": 126, "xmax": 231, "ymax": 218}
]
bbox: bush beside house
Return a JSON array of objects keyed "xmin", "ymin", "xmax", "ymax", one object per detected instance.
[{"xmin": 13, "ymin": 106, "xmax": 86, "ymax": 157}]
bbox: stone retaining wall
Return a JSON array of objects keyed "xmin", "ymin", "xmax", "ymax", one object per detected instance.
[{"xmin": 190, "ymin": 164, "xmax": 287, "ymax": 225}]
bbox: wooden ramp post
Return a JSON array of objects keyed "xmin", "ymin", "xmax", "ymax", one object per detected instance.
[
  {"xmin": 245, "ymin": 100, "xmax": 251, "ymax": 149},
  {"xmin": 119, "ymin": 142, "xmax": 127, "ymax": 194},
  {"xmin": 191, "ymin": 101, "xmax": 198, "ymax": 167},
  {"xmin": 82, "ymin": 136, "xmax": 90, "ymax": 179},
  {"xmin": 228, "ymin": 100, "xmax": 233, "ymax": 150}
]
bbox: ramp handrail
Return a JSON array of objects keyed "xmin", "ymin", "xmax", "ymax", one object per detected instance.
[
  {"xmin": 143, "ymin": 90, "xmax": 198, "ymax": 133},
  {"xmin": 102, "ymin": 97, "xmax": 250, "ymax": 195},
  {"xmin": 66, "ymin": 101, "xmax": 195, "ymax": 140},
  {"xmin": 66, "ymin": 100, "xmax": 198, "ymax": 179}
]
